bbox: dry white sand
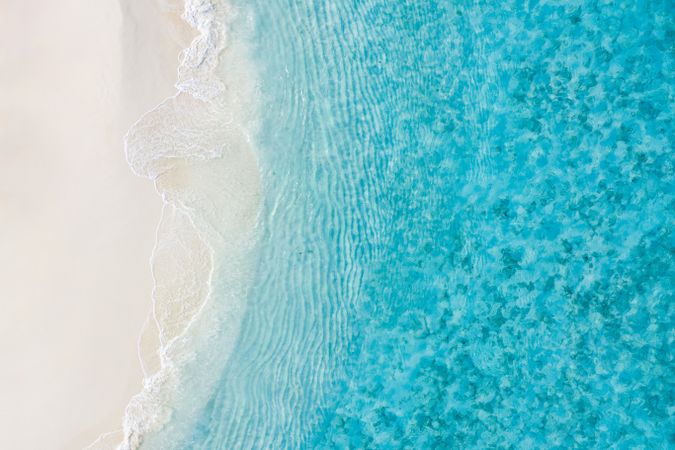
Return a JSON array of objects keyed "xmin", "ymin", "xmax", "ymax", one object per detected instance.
[{"xmin": 0, "ymin": 1, "xmax": 192, "ymax": 448}]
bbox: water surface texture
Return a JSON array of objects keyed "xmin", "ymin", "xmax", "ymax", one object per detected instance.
[{"xmin": 147, "ymin": 0, "xmax": 673, "ymax": 448}]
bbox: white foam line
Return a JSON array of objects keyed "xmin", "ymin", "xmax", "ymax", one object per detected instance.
[
  {"xmin": 137, "ymin": 310, "xmax": 153, "ymax": 380},
  {"xmin": 86, "ymin": 0, "xmax": 236, "ymax": 448},
  {"xmin": 84, "ymin": 430, "xmax": 124, "ymax": 450},
  {"xmin": 148, "ymin": 199, "xmax": 166, "ymax": 351}
]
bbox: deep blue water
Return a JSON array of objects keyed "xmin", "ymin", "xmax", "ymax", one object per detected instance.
[{"xmin": 168, "ymin": 0, "xmax": 672, "ymax": 448}]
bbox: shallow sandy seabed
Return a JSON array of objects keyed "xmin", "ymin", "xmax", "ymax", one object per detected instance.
[{"xmin": 0, "ymin": 1, "xmax": 191, "ymax": 448}]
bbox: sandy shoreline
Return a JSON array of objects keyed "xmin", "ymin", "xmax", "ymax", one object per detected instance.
[{"xmin": 0, "ymin": 1, "xmax": 190, "ymax": 448}]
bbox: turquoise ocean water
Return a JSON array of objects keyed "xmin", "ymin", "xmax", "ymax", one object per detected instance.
[{"xmin": 144, "ymin": 0, "xmax": 673, "ymax": 448}]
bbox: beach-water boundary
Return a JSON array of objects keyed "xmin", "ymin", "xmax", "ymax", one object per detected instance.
[{"xmin": 87, "ymin": 1, "xmax": 260, "ymax": 448}]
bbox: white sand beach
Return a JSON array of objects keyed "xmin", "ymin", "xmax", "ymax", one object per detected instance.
[{"xmin": 0, "ymin": 1, "xmax": 191, "ymax": 448}]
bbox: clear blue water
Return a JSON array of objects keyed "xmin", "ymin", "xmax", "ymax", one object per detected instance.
[{"xmin": 172, "ymin": 0, "xmax": 672, "ymax": 448}]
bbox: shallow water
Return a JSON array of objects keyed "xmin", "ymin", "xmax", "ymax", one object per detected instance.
[{"xmin": 139, "ymin": 0, "xmax": 673, "ymax": 448}]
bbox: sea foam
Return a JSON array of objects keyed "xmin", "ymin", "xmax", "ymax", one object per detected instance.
[{"xmin": 87, "ymin": 1, "xmax": 260, "ymax": 449}]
